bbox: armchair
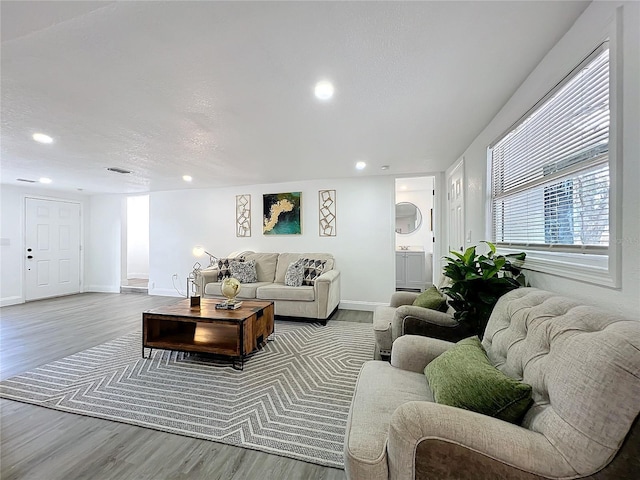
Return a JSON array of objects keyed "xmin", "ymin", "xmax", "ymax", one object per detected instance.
[
  {"xmin": 346, "ymin": 288, "xmax": 640, "ymax": 480},
  {"xmin": 373, "ymin": 290, "xmax": 474, "ymax": 358}
]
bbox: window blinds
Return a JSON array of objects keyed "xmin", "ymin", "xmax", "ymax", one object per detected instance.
[{"xmin": 490, "ymin": 44, "xmax": 609, "ymax": 251}]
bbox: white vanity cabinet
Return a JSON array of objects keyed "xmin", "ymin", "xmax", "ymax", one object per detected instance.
[{"xmin": 396, "ymin": 250, "xmax": 426, "ymax": 290}]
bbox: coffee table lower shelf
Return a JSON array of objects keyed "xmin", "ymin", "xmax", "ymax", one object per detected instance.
[{"xmin": 142, "ymin": 299, "xmax": 275, "ymax": 370}]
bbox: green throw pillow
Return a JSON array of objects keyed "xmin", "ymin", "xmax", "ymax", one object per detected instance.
[
  {"xmin": 412, "ymin": 286, "xmax": 447, "ymax": 311},
  {"xmin": 424, "ymin": 336, "xmax": 532, "ymax": 424}
]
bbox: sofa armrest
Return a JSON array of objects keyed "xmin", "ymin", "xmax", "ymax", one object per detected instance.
[
  {"xmin": 194, "ymin": 267, "xmax": 219, "ymax": 296},
  {"xmin": 387, "ymin": 402, "xmax": 574, "ymax": 480},
  {"xmin": 391, "ymin": 305, "xmax": 456, "ymax": 342},
  {"xmin": 397, "ymin": 305, "xmax": 456, "ymax": 326},
  {"xmin": 390, "ymin": 291, "xmax": 420, "ymax": 308},
  {"xmin": 390, "ymin": 335, "xmax": 454, "ymax": 373},
  {"xmin": 314, "ymin": 269, "xmax": 341, "ymax": 319},
  {"xmin": 399, "ymin": 306, "xmax": 478, "ymax": 343}
]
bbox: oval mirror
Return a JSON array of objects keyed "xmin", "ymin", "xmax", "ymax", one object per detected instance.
[{"xmin": 395, "ymin": 202, "xmax": 422, "ymax": 234}]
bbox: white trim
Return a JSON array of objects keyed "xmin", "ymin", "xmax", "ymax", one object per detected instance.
[
  {"xmin": 487, "ymin": 14, "xmax": 622, "ymax": 290},
  {"xmin": 607, "ymin": 5, "xmax": 623, "ymax": 290},
  {"xmin": 432, "ymin": 171, "xmax": 445, "ymax": 282},
  {"xmin": 85, "ymin": 285, "xmax": 121, "ymax": 293},
  {"xmin": 499, "ymin": 247, "xmax": 616, "ymax": 288},
  {"xmin": 1, "ymin": 296, "xmax": 24, "ymax": 307},
  {"xmin": 339, "ymin": 300, "xmax": 386, "ymax": 312},
  {"xmin": 148, "ymin": 288, "xmax": 183, "ymax": 298}
]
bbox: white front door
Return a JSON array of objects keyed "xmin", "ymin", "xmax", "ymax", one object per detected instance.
[
  {"xmin": 448, "ymin": 160, "xmax": 465, "ymax": 254},
  {"xmin": 25, "ymin": 198, "xmax": 81, "ymax": 301}
]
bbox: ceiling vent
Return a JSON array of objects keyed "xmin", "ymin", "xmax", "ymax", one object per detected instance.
[
  {"xmin": 106, "ymin": 167, "xmax": 132, "ymax": 174},
  {"xmin": 17, "ymin": 178, "xmax": 37, "ymax": 183}
]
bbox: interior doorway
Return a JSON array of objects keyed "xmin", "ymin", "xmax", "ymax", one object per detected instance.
[
  {"xmin": 122, "ymin": 195, "xmax": 149, "ymax": 291},
  {"xmin": 395, "ymin": 176, "xmax": 435, "ymax": 291}
]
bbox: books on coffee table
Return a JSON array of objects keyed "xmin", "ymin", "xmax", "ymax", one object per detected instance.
[{"xmin": 215, "ymin": 301, "xmax": 243, "ymax": 310}]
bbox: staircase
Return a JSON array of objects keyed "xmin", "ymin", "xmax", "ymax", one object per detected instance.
[{"xmin": 120, "ymin": 278, "xmax": 148, "ymax": 294}]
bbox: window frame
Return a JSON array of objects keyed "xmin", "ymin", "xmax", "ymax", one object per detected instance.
[{"xmin": 486, "ymin": 31, "xmax": 621, "ymax": 289}]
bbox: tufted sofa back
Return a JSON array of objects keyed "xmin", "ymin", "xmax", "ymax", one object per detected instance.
[{"xmin": 481, "ymin": 288, "xmax": 640, "ymax": 476}]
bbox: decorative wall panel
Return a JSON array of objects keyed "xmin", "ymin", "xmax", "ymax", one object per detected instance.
[
  {"xmin": 236, "ymin": 194, "xmax": 251, "ymax": 237},
  {"xmin": 319, "ymin": 190, "xmax": 336, "ymax": 237}
]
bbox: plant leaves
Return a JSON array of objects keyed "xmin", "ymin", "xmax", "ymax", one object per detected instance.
[
  {"xmin": 485, "ymin": 241, "xmax": 496, "ymax": 255},
  {"xmin": 441, "ymin": 241, "xmax": 527, "ymax": 330},
  {"xmin": 463, "ymin": 246, "xmax": 477, "ymax": 265}
]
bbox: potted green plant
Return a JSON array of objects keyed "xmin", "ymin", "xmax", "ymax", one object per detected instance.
[{"xmin": 441, "ymin": 241, "xmax": 526, "ymax": 336}]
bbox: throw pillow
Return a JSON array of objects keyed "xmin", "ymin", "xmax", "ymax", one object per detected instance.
[
  {"xmin": 413, "ymin": 285, "xmax": 447, "ymax": 311},
  {"xmin": 301, "ymin": 258, "xmax": 327, "ymax": 286},
  {"xmin": 217, "ymin": 257, "xmax": 244, "ymax": 282},
  {"xmin": 284, "ymin": 260, "xmax": 305, "ymax": 287},
  {"xmin": 230, "ymin": 259, "xmax": 257, "ymax": 283},
  {"xmin": 424, "ymin": 336, "xmax": 532, "ymax": 424}
]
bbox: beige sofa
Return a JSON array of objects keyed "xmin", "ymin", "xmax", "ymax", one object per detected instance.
[
  {"xmin": 195, "ymin": 252, "xmax": 340, "ymax": 323},
  {"xmin": 345, "ymin": 287, "xmax": 640, "ymax": 479}
]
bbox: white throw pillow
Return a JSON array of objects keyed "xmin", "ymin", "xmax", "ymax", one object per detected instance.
[
  {"xmin": 230, "ymin": 259, "xmax": 258, "ymax": 283},
  {"xmin": 284, "ymin": 260, "xmax": 305, "ymax": 287}
]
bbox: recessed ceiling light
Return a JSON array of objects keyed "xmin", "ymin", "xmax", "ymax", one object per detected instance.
[
  {"xmin": 32, "ymin": 133, "xmax": 53, "ymax": 144},
  {"xmin": 183, "ymin": 175, "xmax": 193, "ymax": 182},
  {"xmin": 381, "ymin": 165, "xmax": 390, "ymax": 170},
  {"xmin": 39, "ymin": 177, "xmax": 52, "ymax": 184},
  {"xmin": 314, "ymin": 81, "xmax": 334, "ymax": 100},
  {"xmin": 355, "ymin": 161, "xmax": 366, "ymax": 170}
]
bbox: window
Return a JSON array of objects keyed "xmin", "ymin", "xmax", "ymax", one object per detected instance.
[{"xmin": 489, "ymin": 42, "xmax": 616, "ymax": 286}]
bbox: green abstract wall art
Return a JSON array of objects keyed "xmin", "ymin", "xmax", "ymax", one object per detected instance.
[{"xmin": 263, "ymin": 192, "xmax": 302, "ymax": 235}]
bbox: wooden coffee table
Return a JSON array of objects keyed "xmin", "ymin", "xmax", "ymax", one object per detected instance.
[{"xmin": 142, "ymin": 298, "xmax": 274, "ymax": 370}]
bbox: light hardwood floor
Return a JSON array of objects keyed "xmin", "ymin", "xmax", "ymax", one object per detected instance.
[{"xmin": 0, "ymin": 293, "xmax": 373, "ymax": 480}]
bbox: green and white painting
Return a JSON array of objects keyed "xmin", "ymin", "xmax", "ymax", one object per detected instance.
[{"xmin": 263, "ymin": 192, "xmax": 302, "ymax": 235}]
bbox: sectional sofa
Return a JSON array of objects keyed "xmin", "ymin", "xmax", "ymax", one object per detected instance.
[{"xmin": 194, "ymin": 251, "xmax": 340, "ymax": 322}]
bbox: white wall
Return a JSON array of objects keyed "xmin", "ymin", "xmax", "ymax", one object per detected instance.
[
  {"xmin": 126, "ymin": 195, "xmax": 149, "ymax": 279},
  {"xmin": 457, "ymin": 2, "xmax": 640, "ymax": 318},
  {"xmin": 0, "ymin": 185, "xmax": 89, "ymax": 306},
  {"xmin": 144, "ymin": 176, "xmax": 396, "ymax": 310},
  {"xmin": 85, "ymin": 194, "xmax": 124, "ymax": 293}
]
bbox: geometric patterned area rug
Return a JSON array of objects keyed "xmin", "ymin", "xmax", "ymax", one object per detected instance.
[{"xmin": 0, "ymin": 320, "xmax": 374, "ymax": 469}]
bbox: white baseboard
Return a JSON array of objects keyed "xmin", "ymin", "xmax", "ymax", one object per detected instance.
[
  {"xmin": 338, "ymin": 300, "xmax": 386, "ymax": 312},
  {"xmin": 1, "ymin": 295, "xmax": 24, "ymax": 307},
  {"xmin": 149, "ymin": 288, "xmax": 183, "ymax": 298},
  {"xmin": 86, "ymin": 285, "xmax": 120, "ymax": 293}
]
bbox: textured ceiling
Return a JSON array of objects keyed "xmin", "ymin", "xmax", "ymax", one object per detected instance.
[{"xmin": 0, "ymin": 1, "xmax": 589, "ymax": 195}]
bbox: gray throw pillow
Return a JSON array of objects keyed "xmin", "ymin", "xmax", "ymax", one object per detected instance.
[
  {"xmin": 284, "ymin": 260, "xmax": 304, "ymax": 287},
  {"xmin": 230, "ymin": 259, "xmax": 257, "ymax": 283}
]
